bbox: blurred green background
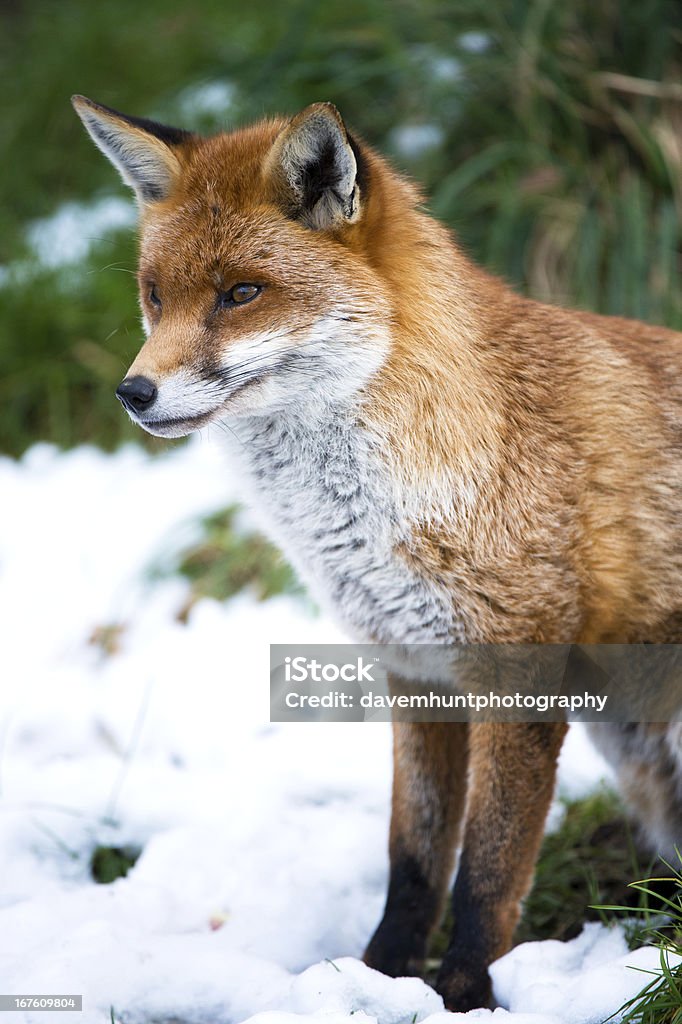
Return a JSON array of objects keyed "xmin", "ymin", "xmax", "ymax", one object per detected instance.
[{"xmin": 0, "ymin": 0, "xmax": 680, "ymax": 455}]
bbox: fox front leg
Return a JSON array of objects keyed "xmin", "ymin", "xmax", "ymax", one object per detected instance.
[
  {"xmin": 364, "ymin": 709, "xmax": 469, "ymax": 977},
  {"xmin": 436, "ymin": 721, "xmax": 567, "ymax": 1010}
]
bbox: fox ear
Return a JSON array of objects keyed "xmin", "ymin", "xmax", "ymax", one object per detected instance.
[
  {"xmin": 71, "ymin": 95, "xmax": 191, "ymax": 204},
  {"xmin": 267, "ymin": 102, "xmax": 362, "ymax": 230}
]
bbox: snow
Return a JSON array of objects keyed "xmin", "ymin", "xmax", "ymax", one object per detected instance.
[
  {"xmin": 491, "ymin": 923, "xmax": 677, "ymax": 1024},
  {"xmin": 457, "ymin": 33, "xmax": 491, "ymax": 55},
  {"xmin": 0, "ymin": 439, "xmax": 663, "ymax": 1023},
  {"xmin": 176, "ymin": 80, "xmax": 236, "ymax": 121},
  {"xmin": 0, "ymin": 197, "xmax": 135, "ymax": 288},
  {"xmin": 25, "ymin": 198, "xmax": 135, "ymax": 269},
  {"xmin": 390, "ymin": 124, "xmax": 444, "ymax": 158}
]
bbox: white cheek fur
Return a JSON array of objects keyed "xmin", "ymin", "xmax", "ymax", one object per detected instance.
[
  {"xmin": 155, "ymin": 369, "xmax": 227, "ymax": 418},
  {"xmin": 143, "ymin": 313, "xmax": 391, "ymax": 423},
  {"xmin": 219, "ymin": 314, "xmax": 390, "ymax": 388}
]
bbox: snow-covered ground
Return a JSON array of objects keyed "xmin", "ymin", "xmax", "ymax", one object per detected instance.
[{"xmin": 0, "ymin": 439, "xmax": 668, "ymax": 1023}]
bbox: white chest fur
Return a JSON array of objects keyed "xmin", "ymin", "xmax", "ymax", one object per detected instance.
[{"xmin": 224, "ymin": 403, "xmax": 459, "ymax": 644}]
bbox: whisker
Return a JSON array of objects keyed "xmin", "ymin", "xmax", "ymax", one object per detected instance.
[
  {"xmin": 212, "ymin": 417, "xmax": 248, "ymax": 451},
  {"xmin": 209, "ymin": 335, "xmax": 331, "ymax": 385}
]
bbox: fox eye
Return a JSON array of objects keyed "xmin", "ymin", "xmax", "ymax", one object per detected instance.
[
  {"xmin": 149, "ymin": 285, "xmax": 161, "ymax": 308},
  {"xmin": 218, "ymin": 284, "xmax": 262, "ymax": 308}
]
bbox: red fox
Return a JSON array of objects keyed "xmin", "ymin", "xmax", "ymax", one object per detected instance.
[{"xmin": 73, "ymin": 95, "xmax": 681, "ymax": 1011}]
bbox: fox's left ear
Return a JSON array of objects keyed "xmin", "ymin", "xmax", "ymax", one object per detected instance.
[
  {"xmin": 267, "ymin": 103, "xmax": 363, "ymax": 230},
  {"xmin": 72, "ymin": 95, "xmax": 192, "ymax": 205}
]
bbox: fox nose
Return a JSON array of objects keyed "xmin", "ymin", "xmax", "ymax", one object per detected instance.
[{"xmin": 116, "ymin": 376, "xmax": 157, "ymax": 414}]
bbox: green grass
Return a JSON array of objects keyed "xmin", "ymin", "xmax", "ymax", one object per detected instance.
[
  {"xmin": 1, "ymin": 0, "xmax": 680, "ymax": 455},
  {"xmin": 0, "ymin": 234, "xmax": 148, "ymax": 453},
  {"xmin": 596, "ymin": 853, "xmax": 682, "ymax": 1023},
  {"xmin": 90, "ymin": 843, "xmax": 140, "ymax": 884},
  {"xmin": 615, "ymin": 949, "xmax": 682, "ymax": 1024},
  {"xmin": 153, "ymin": 506, "xmax": 305, "ymax": 621}
]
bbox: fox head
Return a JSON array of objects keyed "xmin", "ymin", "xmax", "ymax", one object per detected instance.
[{"xmin": 72, "ymin": 96, "xmax": 394, "ymax": 436}]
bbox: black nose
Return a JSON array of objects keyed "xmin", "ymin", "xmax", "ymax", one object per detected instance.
[{"xmin": 116, "ymin": 376, "xmax": 157, "ymax": 414}]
